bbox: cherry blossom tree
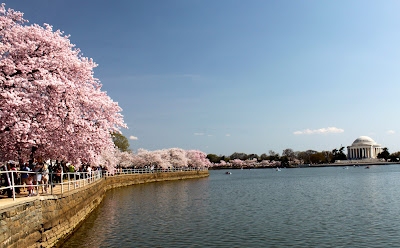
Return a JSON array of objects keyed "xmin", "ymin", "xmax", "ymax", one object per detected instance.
[
  {"xmin": 243, "ymin": 158, "xmax": 258, "ymax": 167},
  {"xmin": 165, "ymin": 148, "xmax": 188, "ymax": 168},
  {"xmin": 186, "ymin": 150, "xmax": 211, "ymax": 168},
  {"xmin": 135, "ymin": 149, "xmax": 166, "ymax": 168},
  {"xmin": 259, "ymin": 160, "xmax": 271, "ymax": 167},
  {"xmin": 103, "ymin": 149, "xmax": 134, "ymax": 169},
  {"xmin": 131, "ymin": 148, "xmax": 210, "ymax": 169},
  {"xmin": 131, "ymin": 154, "xmax": 146, "ymax": 168},
  {"xmin": 99, "ymin": 147, "xmax": 119, "ymax": 172},
  {"xmin": 0, "ymin": 4, "xmax": 126, "ymax": 164},
  {"xmin": 230, "ymin": 159, "xmax": 244, "ymax": 167},
  {"xmin": 218, "ymin": 160, "xmax": 228, "ymax": 167}
]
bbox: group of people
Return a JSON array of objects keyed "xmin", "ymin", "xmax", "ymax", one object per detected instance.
[
  {"xmin": 19, "ymin": 159, "xmax": 50, "ymax": 196},
  {"xmin": 1, "ymin": 158, "xmax": 98, "ymax": 198}
]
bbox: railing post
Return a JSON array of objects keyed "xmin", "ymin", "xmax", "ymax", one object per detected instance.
[
  {"xmin": 68, "ymin": 172, "xmax": 70, "ymax": 191},
  {"xmin": 10, "ymin": 171, "xmax": 15, "ymax": 201},
  {"xmin": 50, "ymin": 172, "xmax": 53, "ymax": 195},
  {"xmin": 61, "ymin": 169, "xmax": 63, "ymax": 194},
  {"xmin": 35, "ymin": 173, "xmax": 39, "ymax": 196}
]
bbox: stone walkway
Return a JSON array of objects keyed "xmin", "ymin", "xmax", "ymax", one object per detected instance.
[{"xmin": 0, "ymin": 180, "xmax": 93, "ymax": 210}]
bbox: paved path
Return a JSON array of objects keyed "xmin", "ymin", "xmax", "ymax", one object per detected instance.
[{"xmin": 0, "ymin": 179, "xmax": 93, "ymax": 210}]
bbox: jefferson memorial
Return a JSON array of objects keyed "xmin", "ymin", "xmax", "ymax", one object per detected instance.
[{"xmin": 347, "ymin": 136, "xmax": 383, "ymax": 160}]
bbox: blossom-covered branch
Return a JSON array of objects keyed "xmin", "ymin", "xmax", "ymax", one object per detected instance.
[
  {"xmin": 108, "ymin": 148, "xmax": 211, "ymax": 169},
  {"xmin": 0, "ymin": 4, "xmax": 126, "ymax": 167}
]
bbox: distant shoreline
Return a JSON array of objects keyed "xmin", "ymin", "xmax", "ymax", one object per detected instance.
[
  {"xmin": 210, "ymin": 161, "xmax": 400, "ymax": 170},
  {"xmin": 303, "ymin": 161, "xmax": 400, "ymax": 167}
]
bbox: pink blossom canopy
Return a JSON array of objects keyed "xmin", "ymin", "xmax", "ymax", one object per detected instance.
[{"xmin": 0, "ymin": 4, "xmax": 126, "ymax": 164}]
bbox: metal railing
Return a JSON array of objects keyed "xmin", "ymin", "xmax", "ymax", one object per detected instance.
[
  {"xmin": 105, "ymin": 167, "xmax": 207, "ymax": 176},
  {"xmin": 1, "ymin": 167, "xmax": 208, "ymax": 201},
  {"xmin": 0, "ymin": 170, "xmax": 103, "ymax": 201}
]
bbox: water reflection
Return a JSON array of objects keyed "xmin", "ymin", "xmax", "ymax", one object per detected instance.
[{"xmin": 63, "ymin": 166, "xmax": 400, "ymax": 247}]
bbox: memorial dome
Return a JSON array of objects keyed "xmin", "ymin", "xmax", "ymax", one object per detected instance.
[
  {"xmin": 347, "ymin": 136, "xmax": 383, "ymax": 160},
  {"xmin": 351, "ymin": 136, "xmax": 376, "ymax": 146}
]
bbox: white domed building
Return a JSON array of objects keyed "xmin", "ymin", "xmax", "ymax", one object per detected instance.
[{"xmin": 347, "ymin": 136, "xmax": 383, "ymax": 160}]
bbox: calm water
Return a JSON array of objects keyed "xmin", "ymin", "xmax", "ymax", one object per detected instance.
[{"xmin": 63, "ymin": 165, "xmax": 400, "ymax": 247}]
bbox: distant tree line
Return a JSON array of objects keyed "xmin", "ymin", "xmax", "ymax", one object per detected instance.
[
  {"xmin": 377, "ymin": 148, "xmax": 400, "ymax": 162},
  {"xmin": 207, "ymin": 147, "xmax": 348, "ymax": 167},
  {"xmin": 208, "ymin": 146, "xmax": 400, "ymax": 168}
]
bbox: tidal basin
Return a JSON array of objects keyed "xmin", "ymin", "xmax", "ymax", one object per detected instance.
[{"xmin": 63, "ymin": 165, "xmax": 400, "ymax": 247}]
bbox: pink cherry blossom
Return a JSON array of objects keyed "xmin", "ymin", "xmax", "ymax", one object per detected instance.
[
  {"xmin": 230, "ymin": 159, "xmax": 244, "ymax": 167},
  {"xmin": 129, "ymin": 148, "xmax": 210, "ymax": 169},
  {"xmin": 0, "ymin": 4, "xmax": 126, "ymax": 165}
]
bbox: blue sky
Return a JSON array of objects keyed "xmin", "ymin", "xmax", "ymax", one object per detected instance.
[{"xmin": 4, "ymin": 0, "xmax": 400, "ymax": 155}]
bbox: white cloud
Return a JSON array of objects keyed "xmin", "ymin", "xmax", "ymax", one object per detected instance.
[
  {"xmin": 293, "ymin": 127, "xmax": 344, "ymax": 135},
  {"xmin": 387, "ymin": 130, "xmax": 396, "ymax": 134},
  {"xmin": 129, "ymin": 136, "xmax": 138, "ymax": 140},
  {"xmin": 193, "ymin": 133, "xmax": 205, "ymax": 136},
  {"xmin": 225, "ymin": 134, "xmax": 231, "ymax": 137}
]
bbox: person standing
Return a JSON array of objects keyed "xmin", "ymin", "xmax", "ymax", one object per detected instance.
[
  {"xmin": 33, "ymin": 162, "xmax": 43, "ymax": 195},
  {"xmin": 55, "ymin": 164, "xmax": 62, "ymax": 185},
  {"xmin": 26, "ymin": 173, "xmax": 34, "ymax": 197},
  {"xmin": 21, "ymin": 162, "xmax": 31, "ymax": 192},
  {"xmin": 42, "ymin": 163, "xmax": 49, "ymax": 193},
  {"xmin": 87, "ymin": 165, "xmax": 92, "ymax": 183}
]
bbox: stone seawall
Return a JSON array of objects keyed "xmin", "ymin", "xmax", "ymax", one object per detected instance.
[{"xmin": 0, "ymin": 170, "xmax": 209, "ymax": 248}]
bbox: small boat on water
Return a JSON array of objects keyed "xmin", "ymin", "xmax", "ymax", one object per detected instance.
[
  {"xmin": 225, "ymin": 171, "xmax": 232, "ymax": 174},
  {"xmin": 365, "ymin": 166, "xmax": 370, "ymax": 169},
  {"xmin": 276, "ymin": 168, "xmax": 281, "ymax": 172}
]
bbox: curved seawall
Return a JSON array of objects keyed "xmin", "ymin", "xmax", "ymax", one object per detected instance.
[{"xmin": 0, "ymin": 170, "xmax": 209, "ymax": 248}]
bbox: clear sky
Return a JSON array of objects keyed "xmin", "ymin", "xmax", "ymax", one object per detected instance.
[{"xmin": 4, "ymin": 0, "xmax": 400, "ymax": 156}]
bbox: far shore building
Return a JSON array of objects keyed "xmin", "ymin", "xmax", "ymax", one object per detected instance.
[{"xmin": 347, "ymin": 136, "xmax": 383, "ymax": 160}]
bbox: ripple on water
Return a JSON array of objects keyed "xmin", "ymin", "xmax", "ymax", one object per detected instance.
[{"xmin": 63, "ymin": 166, "xmax": 400, "ymax": 247}]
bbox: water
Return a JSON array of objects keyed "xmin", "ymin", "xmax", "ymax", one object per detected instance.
[{"xmin": 63, "ymin": 165, "xmax": 400, "ymax": 247}]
